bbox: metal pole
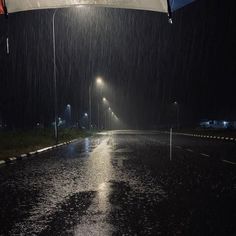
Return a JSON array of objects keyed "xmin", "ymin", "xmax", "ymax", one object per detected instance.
[
  {"xmin": 52, "ymin": 9, "xmax": 59, "ymax": 143},
  {"xmin": 105, "ymin": 109, "xmax": 107, "ymax": 130},
  {"xmin": 177, "ymin": 104, "xmax": 180, "ymax": 130},
  {"xmin": 97, "ymin": 103, "xmax": 100, "ymax": 130},
  {"xmin": 89, "ymin": 83, "xmax": 92, "ymax": 130},
  {"xmin": 170, "ymin": 127, "xmax": 172, "ymax": 161}
]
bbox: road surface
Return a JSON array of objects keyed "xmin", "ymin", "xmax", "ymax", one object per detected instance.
[{"xmin": 0, "ymin": 130, "xmax": 235, "ymax": 235}]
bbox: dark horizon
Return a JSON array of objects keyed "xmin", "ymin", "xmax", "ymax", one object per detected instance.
[{"xmin": 0, "ymin": 0, "xmax": 235, "ymax": 129}]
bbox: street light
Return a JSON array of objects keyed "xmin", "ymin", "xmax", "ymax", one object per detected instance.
[
  {"xmin": 89, "ymin": 77, "xmax": 104, "ymax": 130},
  {"xmin": 173, "ymin": 101, "xmax": 180, "ymax": 129},
  {"xmin": 96, "ymin": 77, "xmax": 103, "ymax": 85},
  {"xmin": 52, "ymin": 8, "xmax": 59, "ymax": 143},
  {"xmin": 102, "ymin": 97, "xmax": 109, "ymax": 129},
  {"xmin": 96, "ymin": 77, "xmax": 104, "ymax": 130},
  {"xmin": 66, "ymin": 104, "xmax": 72, "ymax": 127}
]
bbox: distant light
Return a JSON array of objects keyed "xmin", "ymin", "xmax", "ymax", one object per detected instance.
[
  {"xmin": 223, "ymin": 121, "xmax": 228, "ymax": 126},
  {"xmin": 174, "ymin": 101, "xmax": 178, "ymax": 105},
  {"xmin": 168, "ymin": 18, "xmax": 173, "ymax": 24},
  {"xmin": 84, "ymin": 113, "xmax": 88, "ymax": 117},
  {"xmin": 96, "ymin": 77, "xmax": 103, "ymax": 85},
  {"xmin": 108, "ymin": 107, "xmax": 111, "ymax": 111},
  {"xmin": 103, "ymin": 97, "xmax": 107, "ymax": 102},
  {"xmin": 67, "ymin": 104, "xmax": 71, "ymax": 108}
]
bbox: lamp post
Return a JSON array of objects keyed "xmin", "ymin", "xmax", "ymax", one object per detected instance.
[
  {"xmin": 96, "ymin": 77, "xmax": 103, "ymax": 130},
  {"xmin": 52, "ymin": 8, "xmax": 59, "ymax": 143},
  {"xmin": 89, "ymin": 83, "xmax": 92, "ymax": 130},
  {"xmin": 66, "ymin": 104, "xmax": 71, "ymax": 126},
  {"xmin": 108, "ymin": 107, "xmax": 111, "ymax": 130},
  {"xmin": 102, "ymin": 97, "xmax": 108, "ymax": 129},
  {"xmin": 89, "ymin": 77, "xmax": 104, "ymax": 130},
  {"xmin": 174, "ymin": 101, "xmax": 180, "ymax": 130}
]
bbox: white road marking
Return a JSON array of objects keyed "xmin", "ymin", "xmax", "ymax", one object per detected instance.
[
  {"xmin": 0, "ymin": 160, "xmax": 6, "ymax": 165},
  {"xmin": 200, "ymin": 153, "xmax": 210, "ymax": 157},
  {"xmin": 222, "ymin": 160, "xmax": 236, "ymax": 165},
  {"xmin": 29, "ymin": 151, "xmax": 37, "ymax": 155}
]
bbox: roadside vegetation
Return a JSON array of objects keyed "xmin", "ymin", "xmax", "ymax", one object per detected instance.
[{"xmin": 0, "ymin": 128, "xmax": 91, "ymax": 160}]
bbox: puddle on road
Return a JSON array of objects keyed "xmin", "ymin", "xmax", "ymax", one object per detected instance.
[
  {"xmin": 73, "ymin": 182, "xmax": 114, "ymax": 235},
  {"xmin": 38, "ymin": 191, "xmax": 96, "ymax": 235}
]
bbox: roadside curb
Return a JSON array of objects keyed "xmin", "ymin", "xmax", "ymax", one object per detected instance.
[
  {"xmin": 0, "ymin": 139, "xmax": 79, "ymax": 166},
  {"xmin": 163, "ymin": 131, "xmax": 236, "ymax": 143}
]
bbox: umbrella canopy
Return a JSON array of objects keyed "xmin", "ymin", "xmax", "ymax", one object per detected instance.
[{"xmin": 0, "ymin": 0, "xmax": 194, "ymax": 14}]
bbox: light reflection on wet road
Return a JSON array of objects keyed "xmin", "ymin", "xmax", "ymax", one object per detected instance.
[{"xmin": 0, "ymin": 131, "xmax": 235, "ymax": 235}]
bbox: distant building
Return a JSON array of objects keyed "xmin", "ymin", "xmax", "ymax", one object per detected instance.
[{"xmin": 200, "ymin": 120, "xmax": 233, "ymax": 129}]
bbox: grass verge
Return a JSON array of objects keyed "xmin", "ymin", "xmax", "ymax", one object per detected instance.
[{"xmin": 0, "ymin": 128, "xmax": 91, "ymax": 160}]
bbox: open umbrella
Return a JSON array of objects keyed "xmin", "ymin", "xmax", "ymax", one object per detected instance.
[{"xmin": 1, "ymin": 0, "xmax": 195, "ymax": 18}]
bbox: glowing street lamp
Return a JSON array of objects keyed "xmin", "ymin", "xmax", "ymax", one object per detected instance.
[
  {"xmin": 96, "ymin": 77, "xmax": 103, "ymax": 86},
  {"xmin": 89, "ymin": 77, "xmax": 105, "ymax": 130}
]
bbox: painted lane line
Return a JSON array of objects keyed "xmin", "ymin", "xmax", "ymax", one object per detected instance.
[
  {"xmin": 0, "ymin": 138, "xmax": 80, "ymax": 166},
  {"xmin": 200, "ymin": 153, "xmax": 210, "ymax": 157},
  {"xmin": 186, "ymin": 149, "xmax": 194, "ymax": 153},
  {"xmin": 29, "ymin": 151, "xmax": 37, "ymax": 155},
  {"xmin": 37, "ymin": 147, "xmax": 52, "ymax": 153},
  {"xmin": 222, "ymin": 160, "xmax": 236, "ymax": 165},
  {"xmin": 0, "ymin": 160, "xmax": 6, "ymax": 165}
]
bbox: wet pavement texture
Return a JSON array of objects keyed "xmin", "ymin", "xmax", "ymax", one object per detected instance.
[{"xmin": 0, "ymin": 131, "xmax": 235, "ymax": 235}]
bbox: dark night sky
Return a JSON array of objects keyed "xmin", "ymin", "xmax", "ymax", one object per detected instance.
[{"xmin": 0, "ymin": 0, "xmax": 235, "ymax": 129}]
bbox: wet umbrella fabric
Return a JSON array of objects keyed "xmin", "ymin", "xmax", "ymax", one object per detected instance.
[{"xmin": 0, "ymin": 0, "xmax": 195, "ymax": 14}]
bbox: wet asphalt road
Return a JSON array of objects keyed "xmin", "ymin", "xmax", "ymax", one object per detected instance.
[{"xmin": 0, "ymin": 130, "xmax": 235, "ymax": 235}]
